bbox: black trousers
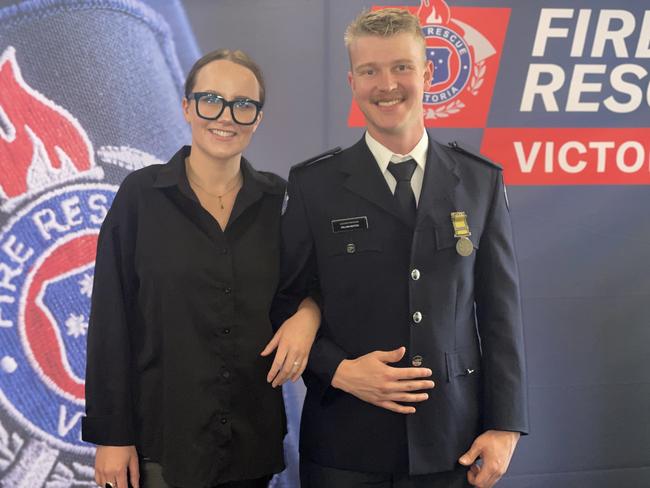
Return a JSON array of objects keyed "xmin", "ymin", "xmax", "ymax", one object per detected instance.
[
  {"xmin": 300, "ymin": 459, "xmax": 471, "ymax": 488},
  {"xmin": 140, "ymin": 462, "xmax": 271, "ymax": 488}
]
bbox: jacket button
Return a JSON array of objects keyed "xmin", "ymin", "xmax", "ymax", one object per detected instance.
[
  {"xmin": 220, "ymin": 417, "xmax": 228, "ymax": 424},
  {"xmin": 411, "ymin": 269, "xmax": 420, "ymax": 281},
  {"xmin": 222, "ymin": 370, "xmax": 230, "ymax": 379},
  {"xmin": 412, "ymin": 311, "xmax": 422, "ymax": 323},
  {"xmin": 412, "ymin": 355, "xmax": 423, "ymax": 367},
  {"xmin": 223, "ymin": 328, "xmax": 231, "ymax": 334},
  {"xmin": 224, "ymin": 287, "xmax": 232, "ymax": 294},
  {"xmin": 346, "ymin": 243, "xmax": 356, "ymax": 254}
]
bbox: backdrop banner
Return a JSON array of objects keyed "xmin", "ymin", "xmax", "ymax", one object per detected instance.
[{"xmin": 1, "ymin": 1, "xmax": 648, "ymax": 487}]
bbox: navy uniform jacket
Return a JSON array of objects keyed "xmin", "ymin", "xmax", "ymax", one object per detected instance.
[{"xmin": 272, "ymin": 134, "xmax": 529, "ymax": 475}]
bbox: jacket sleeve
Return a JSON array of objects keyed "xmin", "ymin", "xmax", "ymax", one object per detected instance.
[
  {"xmin": 271, "ymin": 169, "xmax": 348, "ymax": 398},
  {"xmin": 82, "ymin": 184, "xmax": 138, "ymax": 446},
  {"xmin": 474, "ymin": 171, "xmax": 529, "ymax": 434}
]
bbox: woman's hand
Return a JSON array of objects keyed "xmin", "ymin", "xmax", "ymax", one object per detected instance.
[
  {"xmin": 95, "ymin": 445, "xmax": 139, "ymax": 488},
  {"xmin": 261, "ymin": 297, "xmax": 321, "ymax": 387}
]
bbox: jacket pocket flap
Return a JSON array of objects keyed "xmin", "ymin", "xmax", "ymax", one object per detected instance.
[
  {"xmin": 445, "ymin": 350, "xmax": 480, "ymax": 381},
  {"xmin": 434, "ymin": 226, "xmax": 481, "ymax": 251}
]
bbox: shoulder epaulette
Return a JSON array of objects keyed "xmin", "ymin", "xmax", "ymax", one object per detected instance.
[
  {"xmin": 448, "ymin": 141, "xmax": 502, "ymax": 170},
  {"xmin": 293, "ymin": 146, "xmax": 342, "ymax": 169}
]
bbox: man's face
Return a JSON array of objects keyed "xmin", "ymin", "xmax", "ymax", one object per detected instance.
[
  {"xmin": 348, "ymin": 33, "xmax": 432, "ymax": 145},
  {"xmin": 182, "ymin": 59, "xmax": 262, "ymax": 163}
]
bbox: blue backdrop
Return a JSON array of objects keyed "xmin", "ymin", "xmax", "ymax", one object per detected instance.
[{"xmin": 0, "ymin": 1, "xmax": 648, "ymax": 487}]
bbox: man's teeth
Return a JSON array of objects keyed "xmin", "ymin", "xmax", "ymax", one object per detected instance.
[
  {"xmin": 210, "ymin": 129, "xmax": 236, "ymax": 137},
  {"xmin": 377, "ymin": 99, "xmax": 401, "ymax": 106}
]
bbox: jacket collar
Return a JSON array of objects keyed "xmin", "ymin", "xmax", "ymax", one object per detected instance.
[{"xmin": 338, "ymin": 133, "xmax": 459, "ymax": 227}]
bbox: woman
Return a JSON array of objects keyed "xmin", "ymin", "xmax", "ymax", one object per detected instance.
[{"xmin": 82, "ymin": 49, "xmax": 320, "ymax": 488}]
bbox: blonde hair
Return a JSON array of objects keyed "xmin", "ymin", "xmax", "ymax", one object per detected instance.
[{"xmin": 344, "ymin": 8, "xmax": 426, "ymax": 58}]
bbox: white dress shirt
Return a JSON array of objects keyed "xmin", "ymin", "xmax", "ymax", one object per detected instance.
[{"xmin": 365, "ymin": 130, "xmax": 428, "ymax": 206}]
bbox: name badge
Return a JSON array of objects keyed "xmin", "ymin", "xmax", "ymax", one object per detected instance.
[{"xmin": 331, "ymin": 216, "xmax": 368, "ymax": 233}]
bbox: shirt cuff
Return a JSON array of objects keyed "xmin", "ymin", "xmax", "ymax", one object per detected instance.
[{"xmin": 81, "ymin": 414, "xmax": 135, "ymax": 446}]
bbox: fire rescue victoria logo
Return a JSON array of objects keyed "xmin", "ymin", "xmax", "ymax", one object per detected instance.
[
  {"xmin": 0, "ymin": 46, "xmax": 162, "ymax": 485},
  {"xmin": 348, "ymin": 0, "xmax": 510, "ymax": 128}
]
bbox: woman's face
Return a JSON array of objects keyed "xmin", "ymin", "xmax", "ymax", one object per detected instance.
[{"xmin": 183, "ymin": 59, "xmax": 262, "ymax": 163}]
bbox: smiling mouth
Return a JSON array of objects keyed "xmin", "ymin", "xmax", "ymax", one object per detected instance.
[
  {"xmin": 209, "ymin": 128, "xmax": 236, "ymax": 138},
  {"xmin": 373, "ymin": 93, "xmax": 405, "ymax": 107},
  {"xmin": 376, "ymin": 99, "xmax": 402, "ymax": 107}
]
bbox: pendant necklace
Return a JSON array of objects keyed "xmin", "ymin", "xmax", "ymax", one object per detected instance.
[{"xmin": 187, "ymin": 165, "xmax": 242, "ymax": 210}]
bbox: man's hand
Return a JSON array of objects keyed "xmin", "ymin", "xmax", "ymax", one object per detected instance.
[
  {"xmin": 261, "ymin": 297, "xmax": 320, "ymax": 387},
  {"xmin": 331, "ymin": 346, "xmax": 435, "ymax": 414},
  {"xmin": 95, "ymin": 445, "xmax": 139, "ymax": 488},
  {"xmin": 459, "ymin": 430, "xmax": 520, "ymax": 488}
]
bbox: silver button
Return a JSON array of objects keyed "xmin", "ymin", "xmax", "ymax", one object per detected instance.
[
  {"xmin": 411, "ymin": 269, "xmax": 420, "ymax": 281},
  {"xmin": 412, "ymin": 311, "xmax": 422, "ymax": 323},
  {"xmin": 412, "ymin": 355, "xmax": 423, "ymax": 367},
  {"xmin": 346, "ymin": 243, "xmax": 356, "ymax": 254}
]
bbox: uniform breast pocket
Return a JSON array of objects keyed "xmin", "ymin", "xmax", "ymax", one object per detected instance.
[
  {"xmin": 433, "ymin": 224, "xmax": 481, "ymax": 254},
  {"xmin": 323, "ymin": 230, "xmax": 382, "ymax": 257}
]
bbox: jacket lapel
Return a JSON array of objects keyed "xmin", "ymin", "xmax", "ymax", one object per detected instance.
[
  {"xmin": 340, "ymin": 138, "xmax": 407, "ymax": 224},
  {"xmin": 416, "ymin": 136, "xmax": 460, "ymax": 227}
]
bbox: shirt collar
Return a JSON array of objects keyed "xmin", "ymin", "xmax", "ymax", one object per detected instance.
[
  {"xmin": 153, "ymin": 145, "xmax": 283, "ymax": 195},
  {"xmin": 365, "ymin": 130, "xmax": 428, "ymax": 173}
]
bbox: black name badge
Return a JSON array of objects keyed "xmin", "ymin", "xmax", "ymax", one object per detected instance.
[{"xmin": 331, "ymin": 216, "xmax": 369, "ymax": 233}]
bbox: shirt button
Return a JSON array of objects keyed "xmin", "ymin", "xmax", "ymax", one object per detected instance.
[
  {"xmin": 220, "ymin": 417, "xmax": 228, "ymax": 424},
  {"xmin": 412, "ymin": 311, "xmax": 422, "ymax": 323},
  {"xmin": 412, "ymin": 355, "xmax": 423, "ymax": 367},
  {"xmin": 224, "ymin": 288, "xmax": 232, "ymax": 294},
  {"xmin": 346, "ymin": 243, "xmax": 356, "ymax": 254},
  {"xmin": 411, "ymin": 269, "xmax": 420, "ymax": 281},
  {"xmin": 221, "ymin": 247, "xmax": 229, "ymax": 255}
]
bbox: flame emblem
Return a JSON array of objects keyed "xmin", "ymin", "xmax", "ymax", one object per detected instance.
[
  {"xmin": 417, "ymin": 0, "xmax": 451, "ymax": 26},
  {"xmin": 0, "ymin": 46, "xmax": 102, "ymax": 210}
]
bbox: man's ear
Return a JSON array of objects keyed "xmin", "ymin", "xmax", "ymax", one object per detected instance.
[{"xmin": 424, "ymin": 59, "xmax": 434, "ymax": 91}]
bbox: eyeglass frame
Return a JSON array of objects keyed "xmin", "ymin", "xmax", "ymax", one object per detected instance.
[{"xmin": 187, "ymin": 92, "xmax": 263, "ymax": 125}]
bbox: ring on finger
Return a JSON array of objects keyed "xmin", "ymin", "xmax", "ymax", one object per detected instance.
[{"xmin": 105, "ymin": 482, "xmax": 115, "ymax": 488}]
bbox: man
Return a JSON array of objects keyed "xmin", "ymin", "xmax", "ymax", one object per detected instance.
[{"xmin": 273, "ymin": 8, "xmax": 528, "ymax": 488}]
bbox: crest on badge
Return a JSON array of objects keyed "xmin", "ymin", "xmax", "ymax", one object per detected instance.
[{"xmin": 0, "ymin": 45, "xmax": 162, "ymax": 482}]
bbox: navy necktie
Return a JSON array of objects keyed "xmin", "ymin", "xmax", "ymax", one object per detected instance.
[{"xmin": 387, "ymin": 159, "xmax": 417, "ymax": 225}]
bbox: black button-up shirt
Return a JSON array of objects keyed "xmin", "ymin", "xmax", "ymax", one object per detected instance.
[{"xmin": 82, "ymin": 146, "xmax": 287, "ymax": 488}]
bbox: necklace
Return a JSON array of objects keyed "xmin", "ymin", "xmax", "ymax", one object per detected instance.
[{"xmin": 187, "ymin": 165, "xmax": 242, "ymax": 210}]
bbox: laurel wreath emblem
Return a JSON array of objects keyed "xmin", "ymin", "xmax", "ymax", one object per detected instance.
[
  {"xmin": 425, "ymin": 100, "xmax": 465, "ymax": 119},
  {"xmin": 424, "ymin": 60, "xmax": 486, "ymax": 119},
  {"xmin": 469, "ymin": 60, "xmax": 486, "ymax": 95}
]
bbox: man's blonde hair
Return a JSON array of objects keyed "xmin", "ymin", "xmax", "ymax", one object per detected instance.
[{"xmin": 344, "ymin": 8, "xmax": 426, "ymax": 59}]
